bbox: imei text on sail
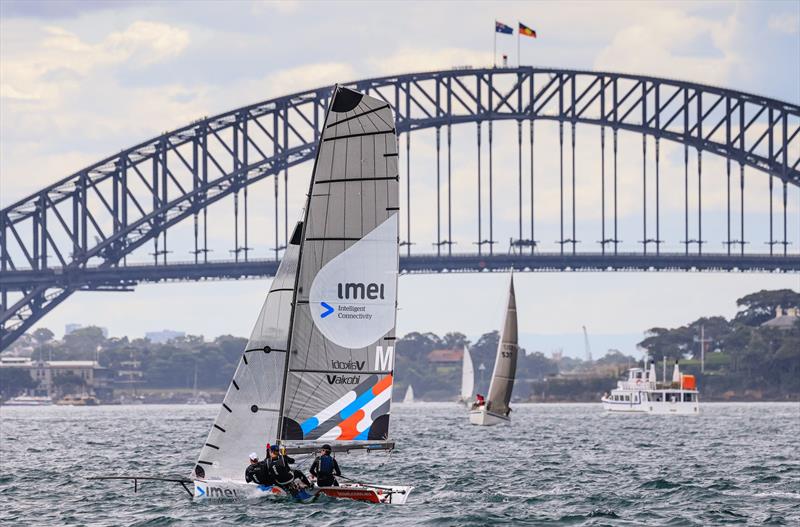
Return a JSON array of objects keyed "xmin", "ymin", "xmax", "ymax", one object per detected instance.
[{"xmin": 336, "ymin": 305, "xmax": 373, "ymax": 320}]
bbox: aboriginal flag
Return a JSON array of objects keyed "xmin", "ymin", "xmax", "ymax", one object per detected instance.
[{"xmin": 519, "ymin": 22, "xmax": 537, "ymax": 38}]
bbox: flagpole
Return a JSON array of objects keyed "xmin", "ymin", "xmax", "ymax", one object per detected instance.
[
  {"xmin": 493, "ymin": 21, "xmax": 497, "ymax": 68},
  {"xmin": 517, "ymin": 24, "xmax": 521, "ymax": 67}
]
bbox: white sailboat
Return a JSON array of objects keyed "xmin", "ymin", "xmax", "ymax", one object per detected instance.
[
  {"xmin": 459, "ymin": 345, "xmax": 474, "ymax": 406},
  {"xmin": 186, "ymin": 363, "xmax": 207, "ymax": 405},
  {"xmin": 469, "ymin": 276, "xmax": 518, "ymax": 426},
  {"xmin": 402, "ymin": 385, "xmax": 415, "ymax": 403},
  {"xmin": 189, "ymin": 86, "xmax": 412, "ymax": 503}
]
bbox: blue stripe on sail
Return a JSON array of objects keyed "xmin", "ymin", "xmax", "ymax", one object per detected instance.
[
  {"xmin": 340, "ymin": 390, "xmax": 376, "ymax": 420},
  {"xmin": 355, "ymin": 427, "xmax": 370, "ymax": 441},
  {"xmin": 300, "ymin": 417, "xmax": 319, "ymax": 435}
]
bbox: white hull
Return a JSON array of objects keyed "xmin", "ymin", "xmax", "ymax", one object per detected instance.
[
  {"xmin": 2, "ymin": 396, "xmax": 53, "ymax": 406},
  {"xmin": 601, "ymin": 397, "xmax": 699, "ymax": 415},
  {"xmin": 469, "ymin": 408, "xmax": 510, "ymax": 426},
  {"xmin": 193, "ymin": 479, "xmax": 412, "ymax": 504}
]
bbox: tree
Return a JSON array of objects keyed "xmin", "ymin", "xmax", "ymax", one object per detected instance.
[
  {"xmin": 637, "ymin": 327, "xmax": 691, "ymax": 361},
  {"xmin": 52, "ymin": 372, "xmax": 86, "ymax": 396},
  {"xmin": 735, "ymin": 289, "xmax": 800, "ymax": 326},
  {"xmin": 32, "ymin": 328, "xmax": 55, "ymax": 345},
  {"xmin": 442, "ymin": 332, "xmax": 470, "ymax": 350},
  {"xmin": 62, "ymin": 326, "xmax": 106, "ymax": 358},
  {"xmin": 0, "ymin": 369, "xmax": 38, "ymax": 398},
  {"xmin": 595, "ymin": 349, "xmax": 638, "ymax": 366}
]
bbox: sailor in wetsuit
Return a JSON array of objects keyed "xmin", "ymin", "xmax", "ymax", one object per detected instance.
[
  {"xmin": 245, "ymin": 452, "xmax": 273, "ymax": 485},
  {"xmin": 309, "ymin": 444, "xmax": 341, "ymax": 487},
  {"xmin": 266, "ymin": 445, "xmax": 311, "ymax": 489}
]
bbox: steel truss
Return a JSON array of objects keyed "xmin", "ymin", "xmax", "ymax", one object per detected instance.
[{"xmin": 1, "ymin": 67, "xmax": 799, "ymax": 350}]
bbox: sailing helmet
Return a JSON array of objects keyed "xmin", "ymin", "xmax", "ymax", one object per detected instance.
[
  {"xmin": 270, "ymin": 444, "xmax": 280, "ymax": 453},
  {"xmin": 249, "ymin": 452, "xmax": 258, "ymax": 461},
  {"xmin": 321, "ymin": 444, "xmax": 332, "ymax": 453}
]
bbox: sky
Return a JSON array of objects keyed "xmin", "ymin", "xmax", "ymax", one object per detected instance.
[{"xmin": 1, "ymin": 0, "xmax": 799, "ymax": 357}]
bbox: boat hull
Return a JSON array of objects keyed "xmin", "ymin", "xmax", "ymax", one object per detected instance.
[
  {"xmin": 469, "ymin": 408, "xmax": 510, "ymax": 426},
  {"xmin": 601, "ymin": 397, "xmax": 700, "ymax": 415},
  {"xmin": 193, "ymin": 480, "xmax": 412, "ymax": 504}
]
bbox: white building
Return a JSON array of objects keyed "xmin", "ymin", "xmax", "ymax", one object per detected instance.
[{"xmin": 0, "ymin": 357, "xmax": 112, "ymax": 400}]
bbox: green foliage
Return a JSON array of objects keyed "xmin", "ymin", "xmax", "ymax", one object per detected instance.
[
  {"xmin": 52, "ymin": 372, "xmax": 86, "ymax": 395},
  {"xmin": 32, "ymin": 328, "xmax": 54, "ymax": 344},
  {"xmin": 735, "ymin": 289, "xmax": 800, "ymax": 326},
  {"xmin": 0, "ymin": 368, "xmax": 38, "ymax": 398}
]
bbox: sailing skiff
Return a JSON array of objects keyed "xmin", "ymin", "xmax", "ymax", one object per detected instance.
[{"xmin": 91, "ymin": 86, "xmax": 412, "ymax": 505}]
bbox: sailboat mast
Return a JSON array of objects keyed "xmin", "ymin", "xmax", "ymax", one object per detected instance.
[{"xmin": 275, "ymin": 86, "xmax": 339, "ymax": 442}]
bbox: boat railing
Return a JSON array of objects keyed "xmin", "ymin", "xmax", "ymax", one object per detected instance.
[{"xmin": 618, "ymin": 380, "xmax": 657, "ymax": 391}]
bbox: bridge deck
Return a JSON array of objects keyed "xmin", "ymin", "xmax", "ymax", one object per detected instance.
[{"xmin": 2, "ymin": 252, "xmax": 797, "ymax": 291}]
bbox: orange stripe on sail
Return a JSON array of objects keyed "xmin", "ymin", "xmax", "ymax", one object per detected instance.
[
  {"xmin": 372, "ymin": 374, "xmax": 393, "ymax": 395},
  {"xmin": 337, "ymin": 409, "xmax": 365, "ymax": 440}
]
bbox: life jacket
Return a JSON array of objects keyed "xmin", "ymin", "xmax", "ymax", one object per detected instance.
[
  {"xmin": 269, "ymin": 455, "xmax": 294, "ymax": 484},
  {"xmin": 318, "ymin": 455, "xmax": 334, "ymax": 476}
]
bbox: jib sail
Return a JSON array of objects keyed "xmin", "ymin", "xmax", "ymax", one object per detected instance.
[
  {"xmin": 192, "ymin": 227, "xmax": 300, "ymax": 481},
  {"xmin": 279, "ymin": 86, "xmax": 399, "ymax": 447},
  {"xmin": 486, "ymin": 276, "xmax": 518, "ymax": 416}
]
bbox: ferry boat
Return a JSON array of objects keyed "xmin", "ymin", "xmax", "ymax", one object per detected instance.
[
  {"xmin": 56, "ymin": 394, "xmax": 100, "ymax": 406},
  {"xmin": 2, "ymin": 395, "xmax": 54, "ymax": 406},
  {"xmin": 601, "ymin": 360, "xmax": 699, "ymax": 415}
]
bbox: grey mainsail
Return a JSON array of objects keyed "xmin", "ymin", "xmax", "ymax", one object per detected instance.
[
  {"xmin": 193, "ymin": 230, "xmax": 300, "ymax": 481},
  {"xmin": 279, "ymin": 87, "xmax": 400, "ymax": 447},
  {"xmin": 485, "ymin": 276, "xmax": 518, "ymax": 416}
]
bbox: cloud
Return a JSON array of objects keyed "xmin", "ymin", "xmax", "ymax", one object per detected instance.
[
  {"xmin": 593, "ymin": 7, "xmax": 741, "ymax": 85},
  {"xmin": 768, "ymin": 13, "xmax": 799, "ymax": 34},
  {"xmin": 371, "ymin": 48, "xmax": 493, "ymax": 76}
]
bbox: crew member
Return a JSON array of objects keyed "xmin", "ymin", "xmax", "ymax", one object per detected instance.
[
  {"xmin": 266, "ymin": 445, "xmax": 311, "ymax": 488},
  {"xmin": 245, "ymin": 452, "xmax": 273, "ymax": 485},
  {"xmin": 472, "ymin": 393, "xmax": 485, "ymax": 409},
  {"xmin": 309, "ymin": 444, "xmax": 341, "ymax": 487}
]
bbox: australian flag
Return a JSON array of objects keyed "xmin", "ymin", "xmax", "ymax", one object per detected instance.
[{"xmin": 495, "ymin": 20, "xmax": 513, "ymax": 35}]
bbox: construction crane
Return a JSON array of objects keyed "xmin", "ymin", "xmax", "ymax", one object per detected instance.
[{"xmin": 582, "ymin": 326, "xmax": 592, "ymax": 362}]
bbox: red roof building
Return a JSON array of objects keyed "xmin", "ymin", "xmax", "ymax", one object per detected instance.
[{"xmin": 426, "ymin": 348, "xmax": 464, "ymax": 363}]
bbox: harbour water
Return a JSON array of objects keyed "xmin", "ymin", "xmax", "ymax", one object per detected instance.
[{"xmin": 1, "ymin": 402, "xmax": 798, "ymax": 526}]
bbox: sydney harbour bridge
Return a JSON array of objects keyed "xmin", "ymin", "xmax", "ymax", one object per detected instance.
[{"xmin": 1, "ymin": 66, "xmax": 799, "ymax": 350}]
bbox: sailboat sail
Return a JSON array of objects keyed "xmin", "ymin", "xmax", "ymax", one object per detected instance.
[
  {"xmin": 403, "ymin": 385, "xmax": 415, "ymax": 403},
  {"xmin": 279, "ymin": 87, "xmax": 399, "ymax": 447},
  {"xmin": 193, "ymin": 234, "xmax": 301, "ymax": 481},
  {"xmin": 485, "ymin": 277, "xmax": 518, "ymax": 416},
  {"xmin": 460, "ymin": 345, "xmax": 474, "ymax": 401}
]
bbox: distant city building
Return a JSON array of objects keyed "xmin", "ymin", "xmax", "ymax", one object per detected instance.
[
  {"xmin": 761, "ymin": 306, "xmax": 800, "ymax": 331},
  {"xmin": 145, "ymin": 329, "xmax": 186, "ymax": 343},
  {"xmin": 0, "ymin": 357, "xmax": 113, "ymax": 400}
]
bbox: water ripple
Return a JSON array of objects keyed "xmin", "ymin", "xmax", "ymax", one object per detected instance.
[{"xmin": 1, "ymin": 402, "xmax": 799, "ymax": 526}]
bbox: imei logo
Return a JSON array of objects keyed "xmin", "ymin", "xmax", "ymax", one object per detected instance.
[{"xmin": 337, "ymin": 282, "xmax": 385, "ymax": 300}]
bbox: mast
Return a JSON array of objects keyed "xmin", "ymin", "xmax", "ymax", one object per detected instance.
[{"xmin": 275, "ymin": 86, "xmax": 339, "ymax": 442}]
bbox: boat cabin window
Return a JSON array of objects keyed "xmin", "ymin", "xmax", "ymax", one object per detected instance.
[
  {"xmin": 653, "ymin": 393, "xmax": 663, "ymax": 402},
  {"xmin": 683, "ymin": 393, "xmax": 694, "ymax": 402}
]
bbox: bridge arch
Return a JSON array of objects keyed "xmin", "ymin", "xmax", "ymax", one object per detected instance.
[{"xmin": 1, "ymin": 67, "xmax": 799, "ymax": 349}]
